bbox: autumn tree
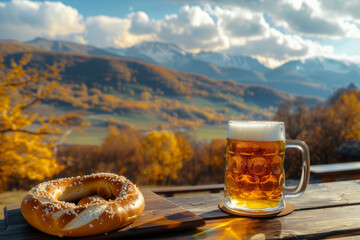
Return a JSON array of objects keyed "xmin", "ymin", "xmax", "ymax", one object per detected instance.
[
  {"xmin": 0, "ymin": 54, "xmax": 84, "ymax": 191},
  {"xmin": 140, "ymin": 91, "xmax": 152, "ymax": 101},
  {"xmin": 191, "ymin": 139, "xmax": 226, "ymax": 184},
  {"xmin": 272, "ymin": 98, "xmax": 308, "ymax": 139},
  {"xmin": 332, "ymin": 90, "xmax": 360, "ymax": 140},
  {"xmin": 100, "ymin": 126, "xmax": 144, "ymax": 181},
  {"xmin": 327, "ymin": 83, "xmax": 357, "ymax": 105},
  {"xmin": 141, "ymin": 130, "xmax": 187, "ymax": 185},
  {"xmin": 304, "ymin": 90, "xmax": 360, "ymax": 165},
  {"xmin": 273, "ymin": 90, "xmax": 360, "ymax": 178}
]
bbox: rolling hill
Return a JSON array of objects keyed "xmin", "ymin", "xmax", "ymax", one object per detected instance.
[
  {"xmin": 0, "ymin": 40, "xmax": 293, "ymax": 107},
  {"xmin": 0, "ymin": 40, "xmax": 320, "ymax": 142}
]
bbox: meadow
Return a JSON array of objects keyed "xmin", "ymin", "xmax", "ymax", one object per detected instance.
[{"xmin": 63, "ymin": 115, "xmax": 228, "ymax": 145}]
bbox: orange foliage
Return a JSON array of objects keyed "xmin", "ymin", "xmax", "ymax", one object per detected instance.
[{"xmin": 273, "ymin": 89, "xmax": 360, "ymax": 178}]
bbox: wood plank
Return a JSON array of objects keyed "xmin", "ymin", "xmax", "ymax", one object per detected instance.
[
  {"xmin": 150, "ymin": 184, "xmax": 224, "ymax": 197},
  {"xmin": 168, "ymin": 180, "xmax": 360, "ymax": 219},
  {"xmin": 311, "ymin": 162, "xmax": 360, "ymax": 174},
  {"xmin": 87, "ymin": 204, "xmax": 360, "ymax": 240},
  {"xmin": 0, "ymin": 190, "xmax": 205, "ymax": 239},
  {"xmin": 311, "ymin": 162, "xmax": 360, "ymax": 182},
  {"xmin": 185, "ymin": 204, "xmax": 360, "ymax": 240},
  {"xmin": 8, "ymin": 205, "xmax": 356, "ymax": 240}
]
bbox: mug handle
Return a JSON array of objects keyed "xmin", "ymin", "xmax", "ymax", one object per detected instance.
[{"xmin": 284, "ymin": 140, "xmax": 311, "ymax": 198}]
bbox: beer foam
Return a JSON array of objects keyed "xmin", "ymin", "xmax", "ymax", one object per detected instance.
[{"xmin": 227, "ymin": 121, "xmax": 285, "ymax": 141}]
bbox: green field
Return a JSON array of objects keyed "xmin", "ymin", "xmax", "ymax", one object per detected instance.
[
  {"xmin": 63, "ymin": 126, "xmax": 107, "ymax": 145},
  {"xmin": 90, "ymin": 113, "xmax": 168, "ymax": 129},
  {"xmin": 62, "ymin": 115, "xmax": 228, "ymax": 145},
  {"xmin": 62, "ymin": 113, "xmax": 167, "ymax": 145},
  {"xmin": 30, "ymin": 95, "xmax": 243, "ymax": 145},
  {"xmin": 194, "ymin": 124, "xmax": 227, "ymax": 141}
]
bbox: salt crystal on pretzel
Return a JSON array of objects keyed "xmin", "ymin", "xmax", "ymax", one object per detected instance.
[{"xmin": 21, "ymin": 173, "xmax": 145, "ymax": 237}]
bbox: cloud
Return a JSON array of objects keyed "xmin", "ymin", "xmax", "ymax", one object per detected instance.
[
  {"xmin": 208, "ymin": 6, "xmax": 269, "ymax": 38},
  {"xmin": 156, "ymin": 5, "xmax": 225, "ymax": 51},
  {"xmin": 271, "ymin": 2, "xmax": 345, "ymax": 36},
  {"xmin": 84, "ymin": 14, "xmax": 157, "ymax": 48},
  {"xmin": 271, "ymin": 0, "xmax": 360, "ymax": 38},
  {"xmin": 226, "ymin": 28, "xmax": 333, "ymax": 67},
  {"xmin": 321, "ymin": 0, "xmax": 360, "ymax": 19},
  {"xmin": 127, "ymin": 5, "xmax": 226, "ymax": 51},
  {"xmin": 129, "ymin": 11, "xmax": 160, "ymax": 34},
  {"xmin": 194, "ymin": 0, "xmax": 360, "ymax": 38},
  {"xmin": 0, "ymin": 0, "xmax": 357, "ymax": 67},
  {"xmin": 0, "ymin": 0, "xmax": 84, "ymax": 41}
]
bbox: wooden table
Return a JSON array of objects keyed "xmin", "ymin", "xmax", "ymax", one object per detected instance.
[
  {"xmin": 2, "ymin": 180, "xmax": 360, "ymax": 239},
  {"xmin": 311, "ymin": 162, "xmax": 360, "ymax": 182}
]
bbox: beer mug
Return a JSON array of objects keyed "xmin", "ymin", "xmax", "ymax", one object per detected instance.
[{"xmin": 224, "ymin": 120, "xmax": 310, "ymax": 215}]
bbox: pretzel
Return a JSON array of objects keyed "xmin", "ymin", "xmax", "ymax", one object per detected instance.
[{"xmin": 21, "ymin": 173, "xmax": 145, "ymax": 237}]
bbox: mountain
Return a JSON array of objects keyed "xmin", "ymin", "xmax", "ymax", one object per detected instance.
[
  {"xmin": 106, "ymin": 41, "xmax": 268, "ymax": 84},
  {"xmin": 278, "ymin": 57, "xmax": 360, "ymax": 86},
  {"xmin": 22, "ymin": 38, "xmax": 360, "ymax": 98},
  {"xmin": 264, "ymin": 68, "xmax": 331, "ymax": 97},
  {"xmin": 105, "ymin": 41, "xmax": 360, "ymax": 98},
  {"xmin": 264, "ymin": 57, "xmax": 360, "ymax": 97},
  {"xmin": 193, "ymin": 51, "xmax": 269, "ymax": 73},
  {"xmin": 280, "ymin": 57, "xmax": 359, "ymax": 75},
  {"xmin": 0, "ymin": 41, "xmax": 301, "ymax": 121},
  {"xmin": 109, "ymin": 41, "xmax": 188, "ymax": 66},
  {"xmin": 109, "ymin": 41, "xmax": 268, "ymax": 73},
  {"xmin": 0, "ymin": 40, "xmax": 44, "ymax": 56},
  {"xmin": 26, "ymin": 37, "xmax": 120, "ymax": 58}
]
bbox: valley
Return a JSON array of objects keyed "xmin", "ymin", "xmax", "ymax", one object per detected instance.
[{"xmin": 1, "ymin": 39, "xmax": 326, "ymax": 144}]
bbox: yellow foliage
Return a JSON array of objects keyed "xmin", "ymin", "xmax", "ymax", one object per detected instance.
[
  {"xmin": 0, "ymin": 55, "xmax": 83, "ymax": 190},
  {"xmin": 332, "ymin": 90, "xmax": 360, "ymax": 140},
  {"xmin": 141, "ymin": 130, "xmax": 184, "ymax": 184},
  {"xmin": 140, "ymin": 91, "xmax": 152, "ymax": 101}
]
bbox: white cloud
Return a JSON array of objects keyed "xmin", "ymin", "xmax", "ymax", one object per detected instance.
[
  {"xmin": 225, "ymin": 28, "xmax": 333, "ymax": 66},
  {"xmin": 195, "ymin": 0, "xmax": 360, "ymax": 38},
  {"xmin": 156, "ymin": 5, "xmax": 224, "ymax": 51},
  {"xmin": 0, "ymin": 0, "xmax": 84, "ymax": 41},
  {"xmin": 209, "ymin": 6, "xmax": 270, "ymax": 39},
  {"xmin": 1, "ymin": 0, "xmax": 358, "ymax": 67},
  {"xmin": 271, "ymin": 1, "xmax": 345, "ymax": 37},
  {"xmin": 321, "ymin": 0, "xmax": 360, "ymax": 19},
  {"xmin": 129, "ymin": 11, "xmax": 160, "ymax": 34},
  {"xmin": 84, "ymin": 15, "xmax": 156, "ymax": 48}
]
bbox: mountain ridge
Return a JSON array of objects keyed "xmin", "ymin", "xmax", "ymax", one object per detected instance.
[
  {"xmin": 0, "ymin": 41, "xmax": 307, "ymax": 111},
  {"xmin": 22, "ymin": 38, "xmax": 360, "ymax": 98}
]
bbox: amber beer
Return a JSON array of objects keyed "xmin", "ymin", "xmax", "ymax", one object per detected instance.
[
  {"xmin": 225, "ymin": 139, "xmax": 285, "ymax": 209},
  {"xmin": 223, "ymin": 121, "xmax": 310, "ymax": 215}
]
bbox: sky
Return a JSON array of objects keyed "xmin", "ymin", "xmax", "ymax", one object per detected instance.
[{"xmin": 0, "ymin": 0, "xmax": 360, "ymax": 68}]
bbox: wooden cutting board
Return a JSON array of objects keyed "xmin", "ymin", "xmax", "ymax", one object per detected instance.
[{"xmin": 0, "ymin": 190, "xmax": 205, "ymax": 239}]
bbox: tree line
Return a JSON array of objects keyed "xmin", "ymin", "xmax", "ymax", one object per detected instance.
[
  {"xmin": 55, "ymin": 127, "xmax": 225, "ymax": 187},
  {"xmin": 54, "ymin": 86, "xmax": 360, "ymax": 188},
  {"xmin": 273, "ymin": 83, "xmax": 360, "ymax": 178}
]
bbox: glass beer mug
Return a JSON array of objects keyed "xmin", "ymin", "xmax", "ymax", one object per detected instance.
[{"xmin": 224, "ymin": 120, "xmax": 310, "ymax": 215}]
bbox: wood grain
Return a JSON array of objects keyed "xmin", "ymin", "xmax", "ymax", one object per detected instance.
[
  {"xmin": 3, "ymin": 181, "xmax": 360, "ymax": 239},
  {"xmin": 189, "ymin": 204, "xmax": 360, "ymax": 239},
  {"xmin": 168, "ymin": 180, "xmax": 360, "ymax": 218},
  {"xmin": 0, "ymin": 190, "xmax": 205, "ymax": 239}
]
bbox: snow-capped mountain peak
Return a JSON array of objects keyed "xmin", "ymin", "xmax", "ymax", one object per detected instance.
[
  {"xmin": 128, "ymin": 41, "xmax": 188, "ymax": 65},
  {"xmin": 283, "ymin": 57, "xmax": 358, "ymax": 75},
  {"xmin": 193, "ymin": 51, "xmax": 269, "ymax": 73}
]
